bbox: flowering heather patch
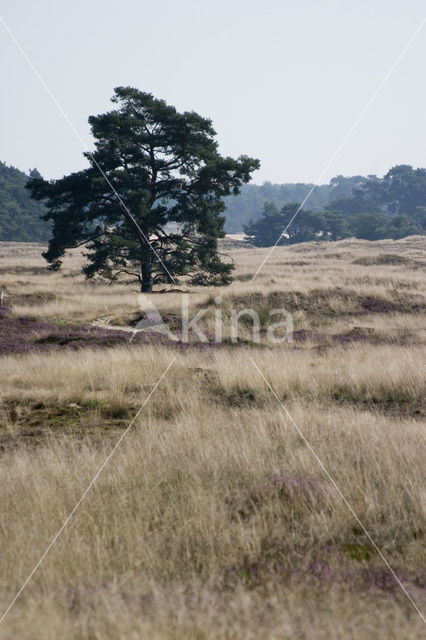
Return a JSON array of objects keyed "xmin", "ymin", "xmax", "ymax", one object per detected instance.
[
  {"xmin": 227, "ymin": 539, "xmax": 426, "ymax": 594},
  {"xmin": 0, "ymin": 306, "xmax": 56, "ymax": 355},
  {"xmin": 0, "ymin": 307, "xmax": 167, "ymax": 355},
  {"xmin": 300, "ymin": 550, "xmax": 426, "ymax": 593},
  {"xmin": 361, "ymin": 297, "xmax": 401, "ymax": 314},
  {"xmin": 359, "ymin": 567, "xmax": 426, "ymax": 591},
  {"xmin": 0, "ymin": 307, "xmax": 231, "ymax": 356}
]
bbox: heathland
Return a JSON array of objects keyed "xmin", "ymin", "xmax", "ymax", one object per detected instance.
[{"xmin": 0, "ymin": 237, "xmax": 425, "ymax": 639}]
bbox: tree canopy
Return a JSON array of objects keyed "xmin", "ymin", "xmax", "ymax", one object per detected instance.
[{"xmin": 27, "ymin": 87, "xmax": 259, "ymax": 291}]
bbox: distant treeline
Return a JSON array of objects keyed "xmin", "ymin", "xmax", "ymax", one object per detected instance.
[
  {"xmin": 243, "ymin": 165, "xmax": 426, "ymax": 246},
  {"xmin": 1, "ymin": 161, "xmax": 425, "ymax": 245},
  {"xmin": 0, "ymin": 162, "xmax": 50, "ymax": 242},
  {"xmin": 224, "ymin": 174, "xmax": 366, "ymax": 233}
]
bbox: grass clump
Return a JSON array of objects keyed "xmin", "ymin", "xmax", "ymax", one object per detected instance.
[
  {"xmin": 210, "ymin": 384, "xmax": 267, "ymax": 407},
  {"xmin": 330, "ymin": 383, "xmax": 425, "ymax": 416},
  {"xmin": 353, "ymin": 253, "xmax": 412, "ymax": 266}
]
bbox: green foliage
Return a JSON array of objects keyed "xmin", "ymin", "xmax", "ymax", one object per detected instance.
[
  {"xmin": 322, "ymin": 211, "xmax": 350, "ymax": 241},
  {"xmin": 228, "ymin": 166, "xmax": 426, "ymax": 239},
  {"xmin": 285, "ymin": 207, "xmax": 325, "ymax": 244},
  {"xmin": 342, "ymin": 543, "xmax": 372, "ymax": 562},
  {"xmin": 348, "ymin": 212, "xmax": 423, "ymax": 241},
  {"xmin": 243, "ymin": 202, "xmax": 286, "ymax": 247},
  {"xmin": 244, "ymin": 165, "xmax": 426, "ymax": 246},
  {"xmin": 27, "ymin": 87, "xmax": 259, "ymax": 291},
  {"xmin": 327, "ymin": 165, "xmax": 426, "ymax": 221},
  {"xmin": 245, "ymin": 203, "xmax": 328, "ymax": 246},
  {"xmin": 0, "ymin": 163, "xmax": 50, "ymax": 242},
  {"xmin": 224, "ymin": 175, "xmax": 364, "ymax": 233}
]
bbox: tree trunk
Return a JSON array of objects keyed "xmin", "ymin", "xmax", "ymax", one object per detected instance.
[{"xmin": 140, "ymin": 250, "xmax": 153, "ymax": 292}]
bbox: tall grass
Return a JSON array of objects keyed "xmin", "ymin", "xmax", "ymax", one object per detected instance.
[{"xmin": 0, "ymin": 238, "xmax": 425, "ymax": 638}]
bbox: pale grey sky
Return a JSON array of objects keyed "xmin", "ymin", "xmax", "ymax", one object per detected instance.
[{"xmin": 1, "ymin": 0, "xmax": 425, "ymax": 185}]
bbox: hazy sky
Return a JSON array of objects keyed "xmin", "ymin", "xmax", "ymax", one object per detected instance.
[{"xmin": 1, "ymin": 0, "xmax": 425, "ymax": 185}]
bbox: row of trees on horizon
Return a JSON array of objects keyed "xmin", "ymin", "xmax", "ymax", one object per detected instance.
[
  {"xmin": 1, "ymin": 162, "xmax": 424, "ymax": 245},
  {"xmin": 244, "ymin": 165, "xmax": 426, "ymax": 246}
]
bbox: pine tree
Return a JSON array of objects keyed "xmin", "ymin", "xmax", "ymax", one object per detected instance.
[{"xmin": 27, "ymin": 87, "xmax": 259, "ymax": 291}]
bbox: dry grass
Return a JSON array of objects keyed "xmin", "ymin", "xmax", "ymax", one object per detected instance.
[{"xmin": 0, "ymin": 237, "xmax": 425, "ymax": 638}]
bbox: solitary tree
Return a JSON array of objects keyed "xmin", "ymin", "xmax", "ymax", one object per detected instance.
[{"xmin": 27, "ymin": 87, "xmax": 259, "ymax": 291}]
